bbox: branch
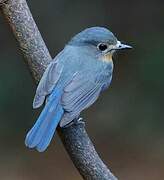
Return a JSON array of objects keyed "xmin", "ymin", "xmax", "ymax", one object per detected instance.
[
  {"xmin": 0, "ymin": 0, "xmax": 7, "ymax": 4},
  {"xmin": 0, "ymin": 0, "xmax": 117, "ymax": 179}
]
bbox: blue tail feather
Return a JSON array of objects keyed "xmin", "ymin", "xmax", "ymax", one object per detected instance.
[
  {"xmin": 25, "ymin": 90, "xmax": 63, "ymax": 152},
  {"xmin": 36, "ymin": 106, "xmax": 63, "ymax": 152}
]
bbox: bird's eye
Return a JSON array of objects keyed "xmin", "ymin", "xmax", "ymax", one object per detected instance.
[{"xmin": 97, "ymin": 43, "xmax": 108, "ymax": 51}]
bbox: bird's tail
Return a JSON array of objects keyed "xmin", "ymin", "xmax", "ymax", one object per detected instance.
[{"xmin": 25, "ymin": 90, "xmax": 64, "ymax": 152}]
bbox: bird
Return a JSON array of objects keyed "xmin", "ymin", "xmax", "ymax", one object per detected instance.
[{"xmin": 25, "ymin": 27, "xmax": 132, "ymax": 152}]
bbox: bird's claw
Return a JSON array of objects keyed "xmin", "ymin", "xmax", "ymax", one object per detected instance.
[
  {"xmin": 64, "ymin": 117, "xmax": 85, "ymax": 128},
  {"xmin": 74, "ymin": 117, "xmax": 85, "ymax": 126}
]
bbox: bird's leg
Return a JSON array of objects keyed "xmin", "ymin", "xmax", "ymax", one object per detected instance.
[
  {"xmin": 74, "ymin": 117, "xmax": 85, "ymax": 125},
  {"xmin": 63, "ymin": 117, "xmax": 85, "ymax": 128}
]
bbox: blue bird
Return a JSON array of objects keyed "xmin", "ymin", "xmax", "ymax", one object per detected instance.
[{"xmin": 25, "ymin": 27, "xmax": 132, "ymax": 152}]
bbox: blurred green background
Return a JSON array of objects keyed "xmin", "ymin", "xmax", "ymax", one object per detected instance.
[{"xmin": 0, "ymin": 0, "xmax": 164, "ymax": 179}]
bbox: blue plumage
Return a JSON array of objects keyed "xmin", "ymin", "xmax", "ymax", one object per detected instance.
[
  {"xmin": 25, "ymin": 89, "xmax": 64, "ymax": 152},
  {"xmin": 25, "ymin": 27, "xmax": 132, "ymax": 152}
]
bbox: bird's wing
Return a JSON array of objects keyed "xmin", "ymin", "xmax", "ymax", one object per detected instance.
[
  {"xmin": 33, "ymin": 60, "xmax": 63, "ymax": 109},
  {"xmin": 60, "ymin": 72, "xmax": 103, "ymax": 127}
]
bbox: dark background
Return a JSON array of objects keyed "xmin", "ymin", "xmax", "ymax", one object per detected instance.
[{"xmin": 0, "ymin": 0, "xmax": 164, "ymax": 179}]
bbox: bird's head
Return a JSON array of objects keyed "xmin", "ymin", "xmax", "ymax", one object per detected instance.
[{"xmin": 68, "ymin": 27, "xmax": 132, "ymax": 62}]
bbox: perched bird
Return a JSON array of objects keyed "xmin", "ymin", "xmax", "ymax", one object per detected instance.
[{"xmin": 25, "ymin": 27, "xmax": 132, "ymax": 152}]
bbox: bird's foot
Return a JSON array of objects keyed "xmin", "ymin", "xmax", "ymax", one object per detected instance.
[
  {"xmin": 74, "ymin": 117, "xmax": 85, "ymax": 126},
  {"xmin": 64, "ymin": 117, "xmax": 85, "ymax": 128}
]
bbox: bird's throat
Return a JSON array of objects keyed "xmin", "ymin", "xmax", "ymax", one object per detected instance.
[{"xmin": 102, "ymin": 53, "xmax": 113, "ymax": 62}]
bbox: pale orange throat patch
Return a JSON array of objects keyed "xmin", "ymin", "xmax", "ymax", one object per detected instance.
[{"xmin": 102, "ymin": 54, "xmax": 113, "ymax": 62}]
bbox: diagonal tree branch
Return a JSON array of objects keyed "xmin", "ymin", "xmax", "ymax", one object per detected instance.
[{"xmin": 0, "ymin": 0, "xmax": 117, "ymax": 179}]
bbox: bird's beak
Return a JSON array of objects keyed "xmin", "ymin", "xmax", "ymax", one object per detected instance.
[{"xmin": 115, "ymin": 41, "xmax": 132, "ymax": 50}]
